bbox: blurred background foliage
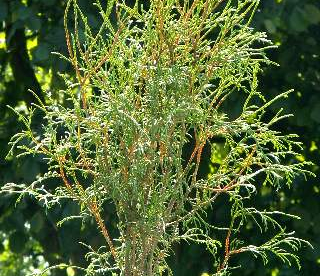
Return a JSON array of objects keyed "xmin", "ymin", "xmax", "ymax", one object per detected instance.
[{"xmin": 0, "ymin": 0, "xmax": 319, "ymax": 275}]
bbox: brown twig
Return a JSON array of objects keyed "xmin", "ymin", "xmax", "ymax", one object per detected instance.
[
  {"xmin": 89, "ymin": 201, "xmax": 118, "ymax": 260},
  {"xmin": 58, "ymin": 155, "xmax": 117, "ymax": 261}
]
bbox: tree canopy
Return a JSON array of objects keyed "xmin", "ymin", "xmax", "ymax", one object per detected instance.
[{"xmin": 0, "ymin": 1, "xmax": 319, "ymax": 276}]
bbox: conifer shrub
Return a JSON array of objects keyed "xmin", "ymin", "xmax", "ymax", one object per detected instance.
[{"xmin": 2, "ymin": 0, "xmax": 313, "ymax": 275}]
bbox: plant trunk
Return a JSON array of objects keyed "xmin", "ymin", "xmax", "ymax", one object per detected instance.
[{"xmin": 123, "ymin": 225, "xmax": 157, "ymax": 276}]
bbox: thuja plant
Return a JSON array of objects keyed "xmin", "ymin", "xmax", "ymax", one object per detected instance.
[{"xmin": 2, "ymin": 0, "xmax": 313, "ymax": 275}]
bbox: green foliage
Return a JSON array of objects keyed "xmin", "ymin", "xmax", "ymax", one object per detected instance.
[
  {"xmin": 0, "ymin": 231, "xmax": 50, "ymax": 276},
  {"xmin": 1, "ymin": 0, "xmax": 314, "ymax": 275},
  {"xmin": 249, "ymin": 1, "xmax": 320, "ymax": 275}
]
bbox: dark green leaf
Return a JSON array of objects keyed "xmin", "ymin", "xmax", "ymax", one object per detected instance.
[
  {"xmin": 9, "ymin": 231, "xmax": 28, "ymax": 253},
  {"xmin": 26, "ymin": 16, "xmax": 41, "ymax": 31},
  {"xmin": 0, "ymin": 2, "xmax": 8, "ymax": 21},
  {"xmin": 33, "ymin": 44, "xmax": 50, "ymax": 61},
  {"xmin": 304, "ymin": 4, "xmax": 320, "ymax": 25},
  {"xmin": 264, "ymin": 19, "xmax": 277, "ymax": 34},
  {"xmin": 30, "ymin": 211, "xmax": 45, "ymax": 233},
  {"xmin": 13, "ymin": 6, "xmax": 32, "ymax": 21},
  {"xmin": 310, "ymin": 103, "xmax": 320, "ymax": 123},
  {"xmin": 289, "ymin": 7, "xmax": 309, "ymax": 32}
]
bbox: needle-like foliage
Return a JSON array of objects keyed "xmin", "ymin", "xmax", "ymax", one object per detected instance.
[{"xmin": 2, "ymin": 0, "xmax": 313, "ymax": 275}]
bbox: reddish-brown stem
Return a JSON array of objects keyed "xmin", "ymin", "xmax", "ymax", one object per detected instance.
[
  {"xmin": 58, "ymin": 157, "xmax": 117, "ymax": 260},
  {"xmin": 89, "ymin": 201, "xmax": 118, "ymax": 260}
]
